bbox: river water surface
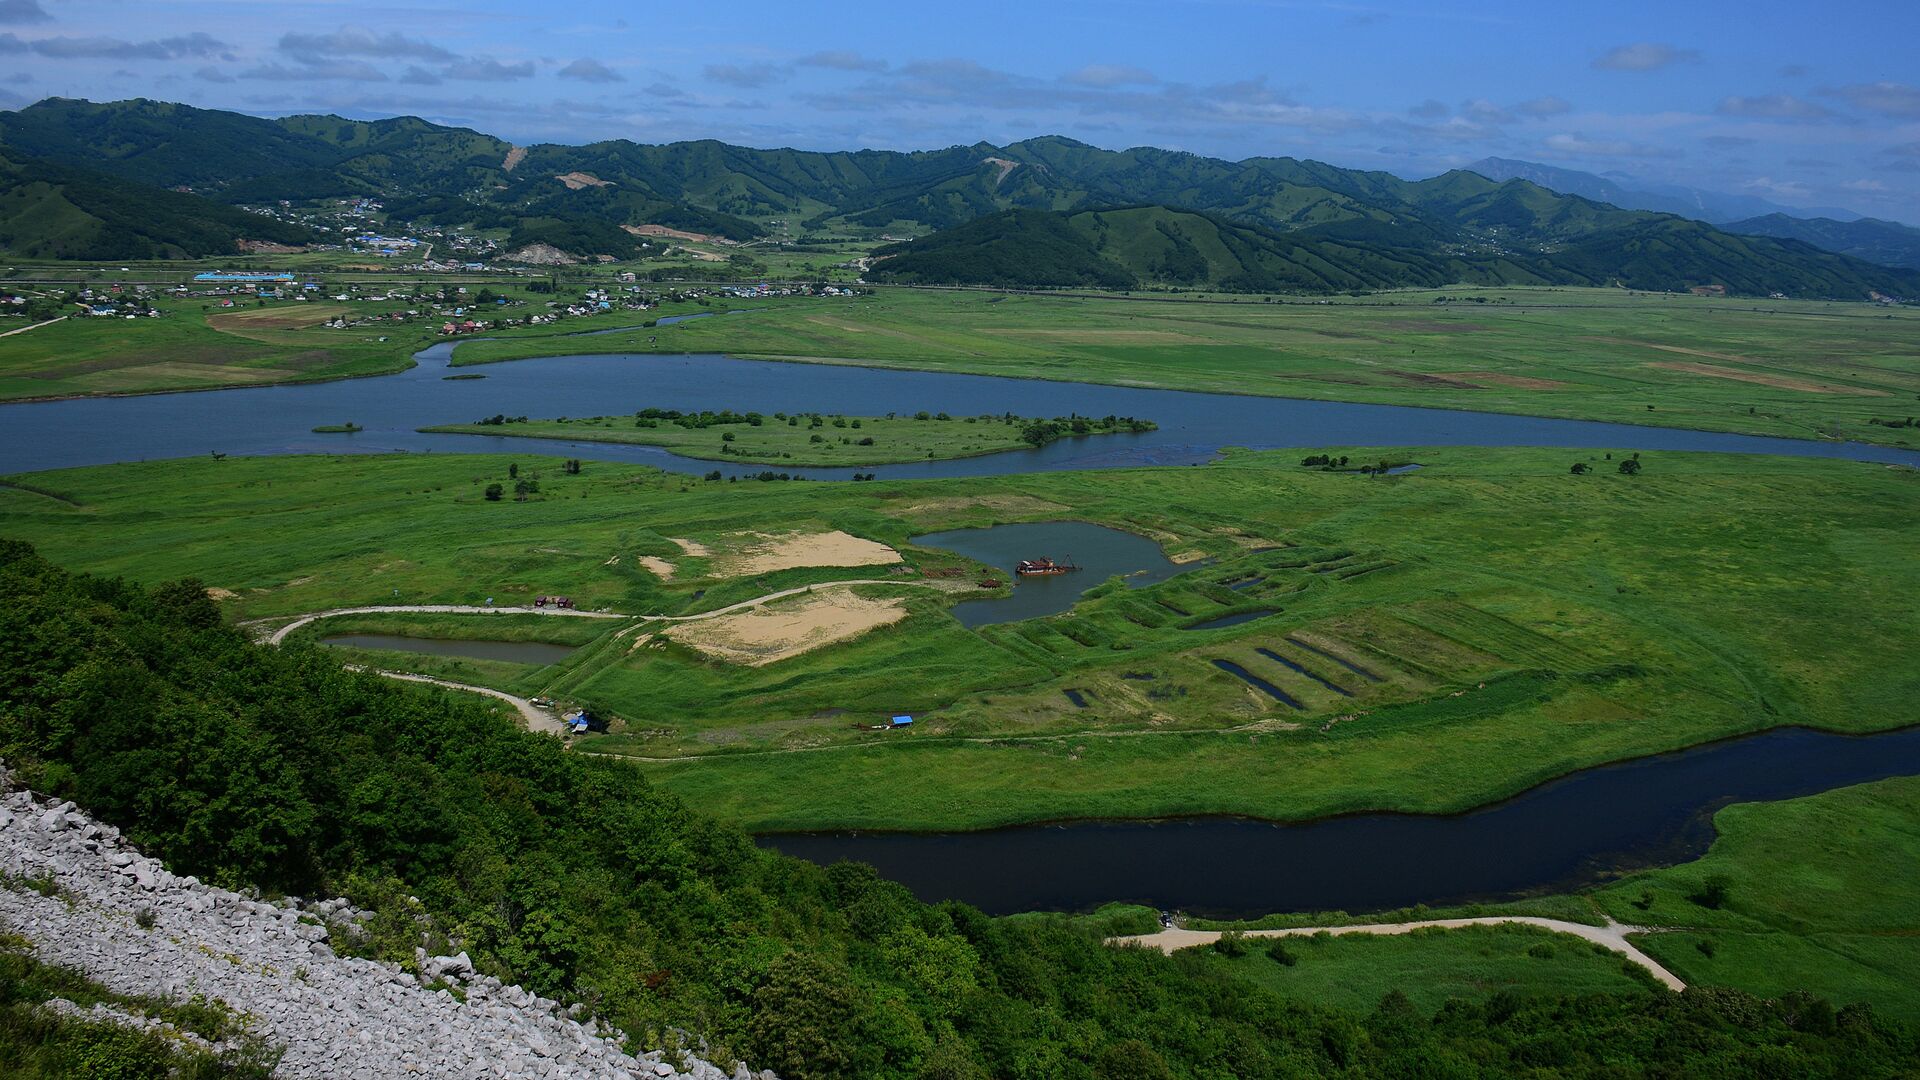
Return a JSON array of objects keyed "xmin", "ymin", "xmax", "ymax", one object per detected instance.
[{"xmin": 5, "ymin": 338, "xmax": 1919, "ymax": 476}]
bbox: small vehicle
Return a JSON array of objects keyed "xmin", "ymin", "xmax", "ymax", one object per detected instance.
[
  {"xmin": 1159, "ymin": 911, "xmax": 1175, "ymax": 928},
  {"xmin": 533, "ymin": 595, "xmax": 575, "ymax": 609}
]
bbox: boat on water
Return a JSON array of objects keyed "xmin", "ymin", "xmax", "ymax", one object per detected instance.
[{"xmin": 1015, "ymin": 557, "xmax": 1079, "ymax": 577}]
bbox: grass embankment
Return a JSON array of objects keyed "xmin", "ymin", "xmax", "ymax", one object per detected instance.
[
  {"xmin": 3, "ymin": 447, "xmax": 1915, "ymax": 834},
  {"xmin": 422, "ymin": 411, "xmax": 1155, "ymax": 466},
  {"xmin": 1589, "ymin": 775, "xmax": 1920, "ymax": 1020},
  {"xmin": 454, "ymin": 285, "xmax": 1920, "ymax": 448}
]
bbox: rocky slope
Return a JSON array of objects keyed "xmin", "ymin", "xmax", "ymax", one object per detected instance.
[{"xmin": 0, "ymin": 764, "xmax": 768, "ymax": 1080}]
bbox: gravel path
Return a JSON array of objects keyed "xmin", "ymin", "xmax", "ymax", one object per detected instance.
[
  {"xmin": 353, "ymin": 668, "xmax": 564, "ymax": 735},
  {"xmin": 0, "ymin": 768, "xmax": 772, "ymax": 1079},
  {"xmin": 1113, "ymin": 917, "xmax": 1686, "ymax": 991},
  {"xmin": 263, "ymin": 605, "xmax": 627, "ymax": 645}
]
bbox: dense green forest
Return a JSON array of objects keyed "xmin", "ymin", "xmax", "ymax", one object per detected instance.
[
  {"xmin": 0, "ymin": 151, "xmax": 312, "ymax": 260},
  {"xmin": 4, "ymin": 538, "xmax": 1918, "ymax": 1078},
  {"xmin": 1723, "ymin": 213, "xmax": 1920, "ymax": 271},
  {"xmin": 869, "ymin": 204, "xmax": 1920, "ymax": 297}
]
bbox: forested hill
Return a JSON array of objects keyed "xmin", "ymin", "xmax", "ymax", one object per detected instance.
[
  {"xmin": 868, "ymin": 204, "xmax": 1920, "ymax": 298},
  {"xmin": 6, "ymin": 540, "xmax": 1918, "ymax": 1077},
  {"xmin": 0, "ymin": 149, "xmax": 312, "ymax": 260},
  {"xmin": 1, "ymin": 97, "xmax": 1917, "ymax": 297},
  {"xmin": 1721, "ymin": 213, "xmax": 1920, "ymax": 271}
]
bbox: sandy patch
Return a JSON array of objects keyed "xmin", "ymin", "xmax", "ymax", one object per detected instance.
[
  {"xmin": 204, "ymin": 587, "xmax": 239, "ymax": 601},
  {"xmin": 669, "ymin": 537, "xmax": 712, "ymax": 557},
  {"xmin": 636, "ymin": 555, "xmax": 676, "ymax": 580},
  {"xmin": 1169, "ymin": 549, "xmax": 1211, "ymax": 564},
  {"xmin": 502, "ymin": 146, "xmax": 526, "ymax": 172},
  {"xmin": 1648, "ymin": 361, "xmax": 1888, "ymax": 396},
  {"xmin": 664, "ymin": 591, "xmax": 908, "ymax": 666},
  {"xmin": 1442, "ymin": 371, "xmax": 1570, "ymax": 390},
  {"xmin": 555, "ymin": 172, "xmax": 613, "ymax": 190},
  {"xmin": 717, "ymin": 531, "xmax": 902, "ymax": 576}
]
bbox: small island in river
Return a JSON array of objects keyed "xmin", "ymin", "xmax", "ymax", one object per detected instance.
[{"xmin": 421, "ymin": 408, "xmax": 1156, "ymax": 466}]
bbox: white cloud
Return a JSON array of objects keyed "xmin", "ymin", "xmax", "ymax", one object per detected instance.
[
  {"xmin": 1592, "ymin": 42, "xmax": 1699, "ymax": 72},
  {"xmin": 558, "ymin": 58, "xmax": 623, "ymax": 84},
  {"xmin": 0, "ymin": 0, "xmax": 49, "ymax": 26},
  {"xmin": 795, "ymin": 50, "xmax": 886, "ymax": 72},
  {"xmin": 1063, "ymin": 64, "xmax": 1158, "ymax": 88},
  {"xmin": 1515, "ymin": 95, "xmax": 1571, "ymax": 118},
  {"xmin": 1714, "ymin": 95, "xmax": 1835, "ymax": 121},
  {"xmin": 1543, "ymin": 132, "xmax": 1678, "ymax": 158},
  {"xmin": 442, "ymin": 58, "xmax": 534, "ymax": 82},
  {"xmin": 280, "ymin": 27, "xmax": 454, "ymax": 64},
  {"xmin": 704, "ymin": 62, "xmax": 785, "ymax": 88},
  {"xmin": 1823, "ymin": 81, "xmax": 1920, "ymax": 118}
]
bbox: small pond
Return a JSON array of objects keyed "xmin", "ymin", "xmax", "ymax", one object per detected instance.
[
  {"xmin": 911, "ymin": 521, "xmax": 1191, "ymax": 627},
  {"xmin": 320, "ymin": 634, "xmax": 577, "ymax": 666},
  {"xmin": 1185, "ymin": 609, "xmax": 1278, "ymax": 631}
]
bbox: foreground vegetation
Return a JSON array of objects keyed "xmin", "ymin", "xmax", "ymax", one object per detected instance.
[
  {"xmin": 0, "ymin": 933, "xmax": 275, "ymax": 1078},
  {"xmin": 423, "ymin": 409, "xmax": 1157, "ymax": 467},
  {"xmin": 4, "ymin": 447, "xmax": 1915, "ymax": 835},
  {"xmin": 457, "ymin": 286, "xmax": 1920, "ymax": 449},
  {"xmin": 6, "ymin": 542, "xmax": 1918, "ymax": 1079}
]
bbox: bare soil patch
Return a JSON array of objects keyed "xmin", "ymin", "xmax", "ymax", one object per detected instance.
[
  {"xmin": 209, "ymin": 305, "xmax": 353, "ymax": 333},
  {"xmin": 204, "ymin": 586, "xmax": 239, "ymax": 601},
  {"xmin": 716, "ymin": 530, "xmax": 902, "ymax": 576},
  {"xmin": 1649, "ymin": 360, "xmax": 1889, "ymax": 396},
  {"xmin": 623, "ymin": 223, "xmax": 729, "ymax": 244},
  {"xmin": 1443, "ymin": 371, "xmax": 1571, "ymax": 390},
  {"xmin": 555, "ymin": 172, "xmax": 613, "ymax": 190},
  {"xmin": 669, "ymin": 537, "xmax": 712, "ymax": 557},
  {"xmin": 664, "ymin": 590, "xmax": 908, "ymax": 666},
  {"xmin": 636, "ymin": 556, "xmax": 676, "ymax": 580},
  {"xmin": 977, "ymin": 328, "xmax": 1196, "ymax": 343},
  {"xmin": 895, "ymin": 494, "xmax": 1072, "ymax": 521},
  {"xmin": 502, "ymin": 145, "xmax": 526, "ymax": 171},
  {"xmin": 1385, "ymin": 370, "xmax": 1484, "ymax": 390}
]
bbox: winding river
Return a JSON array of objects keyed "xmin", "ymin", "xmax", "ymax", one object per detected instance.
[
  {"xmin": 763, "ymin": 724, "xmax": 1920, "ymax": 917},
  {"xmin": 3, "ymin": 336, "xmax": 1919, "ymax": 475}
]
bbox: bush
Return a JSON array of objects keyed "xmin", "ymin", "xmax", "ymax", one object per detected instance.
[
  {"xmin": 1265, "ymin": 939, "xmax": 1297, "ymax": 966},
  {"xmin": 1212, "ymin": 931, "xmax": 1247, "ymax": 958},
  {"xmin": 1690, "ymin": 874, "xmax": 1732, "ymax": 909}
]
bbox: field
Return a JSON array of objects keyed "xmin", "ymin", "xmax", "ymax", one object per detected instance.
[
  {"xmin": 455, "ymin": 286, "xmax": 1920, "ymax": 448},
  {"xmin": 4, "ymin": 445, "xmax": 1916, "ymax": 834},
  {"xmin": 0, "ymin": 285, "xmax": 733, "ymax": 401},
  {"xmin": 422, "ymin": 411, "xmax": 1156, "ymax": 466},
  {"xmin": 0, "ymin": 296, "xmax": 422, "ymax": 400},
  {"xmin": 1591, "ymin": 775, "xmax": 1920, "ymax": 1020},
  {"xmin": 1199, "ymin": 923, "xmax": 1658, "ymax": 1014}
]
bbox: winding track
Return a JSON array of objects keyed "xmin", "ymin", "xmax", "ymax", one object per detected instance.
[{"xmin": 1112, "ymin": 917, "xmax": 1686, "ymax": 991}]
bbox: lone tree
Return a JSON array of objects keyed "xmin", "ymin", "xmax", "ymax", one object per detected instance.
[
  {"xmin": 1571, "ymin": 462, "xmax": 1591, "ymax": 475},
  {"xmin": 1619, "ymin": 458, "xmax": 1642, "ymax": 476},
  {"xmin": 483, "ymin": 483, "xmax": 504, "ymax": 502}
]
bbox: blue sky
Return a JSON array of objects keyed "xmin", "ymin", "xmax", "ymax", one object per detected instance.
[{"xmin": 3, "ymin": 0, "xmax": 1918, "ymax": 221}]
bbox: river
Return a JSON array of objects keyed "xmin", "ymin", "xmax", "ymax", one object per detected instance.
[{"xmin": 3, "ymin": 338, "xmax": 1918, "ymax": 476}]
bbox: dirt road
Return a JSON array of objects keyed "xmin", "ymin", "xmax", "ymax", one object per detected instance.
[
  {"xmin": 261, "ymin": 604, "xmax": 627, "ymax": 645},
  {"xmin": 1112, "ymin": 917, "xmax": 1685, "ymax": 991},
  {"xmin": 352, "ymin": 667, "xmax": 565, "ymax": 735}
]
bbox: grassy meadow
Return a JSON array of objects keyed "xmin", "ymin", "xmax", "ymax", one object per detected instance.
[
  {"xmin": 1588, "ymin": 775, "xmax": 1920, "ymax": 1020},
  {"xmin": 422, "ymin": 411, "xmax": 1154, "ymax": 466},
  {"xmin": 3, "ymin": 445, "xmax": 1915, "ymax": 833},
  {"xmin": 1198, "ymin": 923, "xmax": 1659, "ymax": 1014},
  {"xmin": 457, "ymin": 285, "xmax": 1920, "ymax": 448}
]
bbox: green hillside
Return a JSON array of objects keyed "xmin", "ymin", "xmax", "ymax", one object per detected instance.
[
  {"xmin": 1723, "ymin": 213, "xmax": 1920, "ymax": 271},
  {"xmin": 869, "ymin": 204, "xmax": 1920, "ymax": 297},
  {"xmin": 0, "ymin": 149, "xmax": 312, "ymax": 260}
]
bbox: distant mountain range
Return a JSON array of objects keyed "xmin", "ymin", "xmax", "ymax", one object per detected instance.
[
  {"xmin": 1716, "ymin": 213, "xmax": 1920, "ymax": 271},
  {"xmin": 0, "ymin": 97, "xmax": 1916, "ymax": 299},
  {"xmin": 1463, "ymin": 157, "xmax": 1869, "ymax": 225}
]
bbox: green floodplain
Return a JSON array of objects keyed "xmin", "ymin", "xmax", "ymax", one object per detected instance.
[
  {"xmin": 422, "ymin": 410, "xmax": 1158, "ymax": 467},
  {"xmin": 5, "ymin": 445, "xmax": 1915, "ymax": 834},
  {"xmin": 5, "ymin": 280, "xmax": 1920, "ymax": 1048}
]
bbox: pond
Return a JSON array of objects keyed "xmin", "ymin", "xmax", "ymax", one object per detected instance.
[
  {"xmin": 4, "ymin": 337, "xmax": 1919, "ymax": 477},
  {"xmin": 1185, "ymin": 609, "xmax": 1279, "ymax": 630},
  {"xmin": 760, "ymin": 724, "xmax": 1920, "ymax": 918},
  {"xmin": 910, "ymin": 521, "xmax": 1190, "ymax": 627},
  {"xmin": 320, "ymin": 634, "xmax": 577, "ymax": 666}
]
